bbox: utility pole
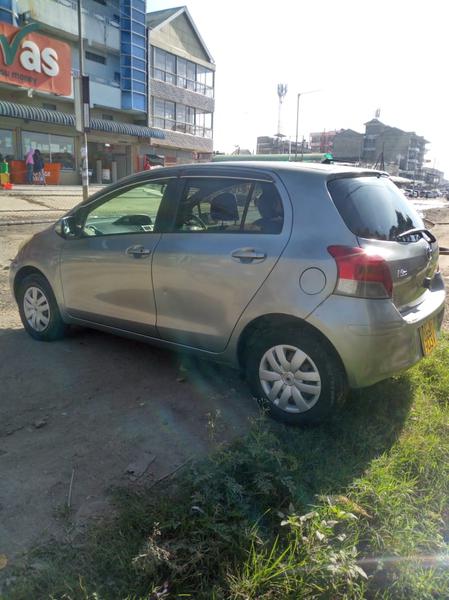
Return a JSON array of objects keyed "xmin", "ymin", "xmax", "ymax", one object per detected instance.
[{"xmin": 77, "ymin": 0, "xmax": 89, "ymax": 200}]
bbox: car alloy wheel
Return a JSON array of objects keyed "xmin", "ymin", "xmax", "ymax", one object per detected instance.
[
  {"xmin": 259, "ymin": 344, "xmax": 321, "ymax": 413},
  {"xmin": 23, "ymin": 286, "xmax": 51, "ymax": 332}
]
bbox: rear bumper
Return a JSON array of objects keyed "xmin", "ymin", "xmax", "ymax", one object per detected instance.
[{"xmin": 307, "ymin": 276, "xmax": 445, "ymax": 388}]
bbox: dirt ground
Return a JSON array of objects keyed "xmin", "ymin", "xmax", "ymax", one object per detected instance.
[
  {"xmin": 0, "ymin": 228, "xmax": 257, "ymax": 577},
  {"xmin": 1, "ymin": 196, "xmax": 449, "ymax": 581}
]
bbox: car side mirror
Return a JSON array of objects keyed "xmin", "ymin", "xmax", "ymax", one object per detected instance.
[{"xmin": 55, "ymin": 215, "xmax": 79, "ymax": 239}]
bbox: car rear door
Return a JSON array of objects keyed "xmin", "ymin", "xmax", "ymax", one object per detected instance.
[
  {"xmin": 152, "ymin": 169, "xmax": 292, "ymax": 352},
  {"xmin": 328, "ymin": 175, "xmax": 439, "ymax": 311}
]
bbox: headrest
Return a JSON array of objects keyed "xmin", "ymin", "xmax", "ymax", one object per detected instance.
[{"xmin": 210, "ymin": 192, "xmax": 239, "ymax": 222}]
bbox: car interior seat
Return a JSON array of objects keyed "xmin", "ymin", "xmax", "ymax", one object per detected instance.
[{"xmin": 210, "ymin": 192, "xmax": 239, "ymax": 228}]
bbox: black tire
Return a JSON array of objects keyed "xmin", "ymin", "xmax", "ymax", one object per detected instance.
[
  {"xmin": 245, "ymin": 325, "xmax": 347, "ymax": 426},
  {"xmin": 17, "ymin": 273, "xmax": 67, "ymax": 341}
]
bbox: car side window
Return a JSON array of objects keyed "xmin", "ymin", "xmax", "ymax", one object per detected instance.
[
  {"xmin": 82, "ymin": 180, "xmax": 171, "ymax": 237},
  {"xmin": 242, "ymin": 182, "xmax": 284, "ymax": 234},
  {"xmin": 174, "ymin": 179, "xmax": 252, "ymax": 233}
]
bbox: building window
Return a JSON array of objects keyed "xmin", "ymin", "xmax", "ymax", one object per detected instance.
[
  {"xmin": 152, "ymin": 98, "xmax": 212, "ymax": 137},
  {"xmin": 21, "ymin": 131, "xmax": 75, "ymax": 170},
  {"xmin": 150, "ymin": 46, "xmax": 214, "ymax": 97},
  {"xmin": 85, "ymin": 51, "xmax": 106, "ymax": 64},
  {"xmin": 0, "ymin": 128, "xmax": 14, "ymax": 159},
  {"xmin": 93, "ymin": 0, "xmax": 106, "ymax": 4},
  {"xmin": 42, "ymin": 103, "xmax": 57, "ymax": 111},
  {"xmin": 102, "ymin": 114, "xmax": 114, "ymax": 121},
  {"xmin": 114, "ymin": 71, "xmax": 121, "ymax": 84}
]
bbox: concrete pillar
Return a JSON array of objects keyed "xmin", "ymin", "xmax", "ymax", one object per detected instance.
[
  {"xmin": 96, "ymin": 160, "xmax": 102, "ymax": 184},
  {"xmin": 111, "ymin": 160, "xmax": 117, "ymax": 183}
]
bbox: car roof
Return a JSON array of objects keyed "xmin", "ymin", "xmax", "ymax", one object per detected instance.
[
  {"xmin": 205, "ymin": 160, "xmax": 384, "ymax": 177},
  {"xmin": 79, "ymin": 161, "xmax": 386, "ymax": 207}
]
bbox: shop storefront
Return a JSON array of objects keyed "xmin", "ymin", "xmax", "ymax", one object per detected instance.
[
  {"xmin": 0, "ymin": 116, "xmax": 78, "ymax": 184},
  {"xmin": 0, "ymin": 102, "xmax": 165, "ymax": 184}
]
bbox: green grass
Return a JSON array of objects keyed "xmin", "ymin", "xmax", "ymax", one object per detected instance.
[{"xmin": 4, "ymin": 336, "xmax": 449, "ymax": 600}]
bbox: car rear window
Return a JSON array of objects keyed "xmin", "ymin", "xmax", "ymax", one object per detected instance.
[{"xmin": 328, "ymin": 176, "xmax": 424, "ymax": 241}]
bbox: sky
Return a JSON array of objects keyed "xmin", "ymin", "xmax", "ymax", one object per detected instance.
[{"xmin": 147, "ymin": 0, "xmax": 449, "ymax": 176}]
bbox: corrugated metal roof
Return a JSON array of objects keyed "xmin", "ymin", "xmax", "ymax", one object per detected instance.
[{"xmin": 0, "ymin": 101, "xmax": 165, "ymax": 140}]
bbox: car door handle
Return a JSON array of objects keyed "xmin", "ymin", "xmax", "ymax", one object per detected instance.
[
  {"xmin": 126, "ymin": 245, "xmax": 151, "ymax": 258},
  {"xmin": 231, "ymin": 248, "xmax": 266, "ymax": 262}
]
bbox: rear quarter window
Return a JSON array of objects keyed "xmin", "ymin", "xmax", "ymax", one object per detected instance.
[{"xmin": 328, "ymin": 176, "xmax": 424, "ymax": 241}]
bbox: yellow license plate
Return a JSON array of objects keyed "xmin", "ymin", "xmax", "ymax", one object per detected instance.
[{"xmin": 419, "ymin": 319, "xmax": 438, "ymax": 356}]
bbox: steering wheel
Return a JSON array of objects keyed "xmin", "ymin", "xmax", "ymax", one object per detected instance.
[
  {"xmin": 83, "ymin": 224, "xmax": 101, "ymax": 236},
  {"xmin": 182, "ymin": 213, "xmax": 207, "ymax": 230}
]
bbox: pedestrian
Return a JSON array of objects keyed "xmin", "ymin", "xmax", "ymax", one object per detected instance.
[
  {"xmin": 143, "ymin": 155, "xmax": 151, "ymax": 170},
  {"xmin": 33, "ymin": 149, "xmax": 46, "ymax": 185},
  {"xmin": 25, "ymin": 147, "xmax": 34, "ymax": 184}
]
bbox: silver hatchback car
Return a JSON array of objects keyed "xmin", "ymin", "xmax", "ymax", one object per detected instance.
[{"xmin": 10, "ymin": 162, "xmax": 445, "ymax": 425}]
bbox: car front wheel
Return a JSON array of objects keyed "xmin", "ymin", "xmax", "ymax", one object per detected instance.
[
  {"xmin": 246, "ymin": 326, "xmax": 347, "ymax": 425},
  {"xmin": 17, "ymin": 273, "xmax": 67, "ymax": 341}
]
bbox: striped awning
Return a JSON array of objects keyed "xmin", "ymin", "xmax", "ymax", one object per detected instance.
[{"xmin": 0, "ymin": 101, "xmax": 165, "ymax": 140}]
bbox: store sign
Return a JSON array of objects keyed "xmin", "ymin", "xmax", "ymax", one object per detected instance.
[{"xmin": 0, "ymin": 22, "xmax": 71, "ymax": 96}]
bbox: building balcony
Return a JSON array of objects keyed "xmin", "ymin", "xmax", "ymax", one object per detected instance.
[
  {"xmin": 19, "ymin": 0, "xmax": 120, "ymax": 52},
  {"xmin": 150, "ymin": 79, "xmax": 214, "ymax": 114}
]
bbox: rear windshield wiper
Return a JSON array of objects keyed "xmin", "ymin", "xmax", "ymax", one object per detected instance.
[{"xmin": 396, "ymin": 228, "xmax": 436, "ymax": 243}]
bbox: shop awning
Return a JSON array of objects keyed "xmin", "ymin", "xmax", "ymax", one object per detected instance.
[
  {"xmin": 0, "ymin": 101, "xmax": 165, "ymax": 140},
  {"xmin": 89, "ymin": 118, "xmax": 164, "ymax": 139}
]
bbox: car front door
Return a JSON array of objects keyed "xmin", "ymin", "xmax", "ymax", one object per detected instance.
[
  {"xmin": 152, "ymin": 172, "xmax": 292, "ymax": 352},
  {"xmin": 60, "ymin": 177, "xmax": 177, "ymax": 335}
]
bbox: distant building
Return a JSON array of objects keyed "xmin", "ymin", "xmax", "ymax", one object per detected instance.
[
  {"xmin": 421, "ymin": 167, "xmax": 445, "ymax": 187},
  {"xmin": 362, "ymin": 119, "xmax": 427, "ymax": 178},
  {"xmin": 231, "ymin": 147, "xmax": 252, "ymax": 155},
  {"xmin": 309, "ymin": 130, "xmax": 340, "ymax": 153},
  {"xmin": 332, "ymin": 129, "xmax": 364, "ymax": 162},
  {"xmin": 256, "ymin": 135, "xmax": 308, "ymax": 155}
]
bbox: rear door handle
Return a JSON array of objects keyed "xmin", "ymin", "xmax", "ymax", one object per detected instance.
[
  {"xmin": 231, "ymin": 248, "xmax": 266, "ymax": 262},
  {"xmin": 126, "ymin": 245, "xmax": 151, "ymax": 258}
]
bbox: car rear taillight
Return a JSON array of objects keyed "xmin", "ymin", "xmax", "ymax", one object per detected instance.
[{"xmin": 327, "ymin": 245, "xmax": 393, "ymax": 299}]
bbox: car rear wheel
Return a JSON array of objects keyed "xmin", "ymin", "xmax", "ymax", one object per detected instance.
[
  {"xmin": 246, "ymin": 326, "xmax": 347, "ymax": 425},
  {"xmin": 17, "ymin": 273, "xmax": 67, "ymax": 341}
]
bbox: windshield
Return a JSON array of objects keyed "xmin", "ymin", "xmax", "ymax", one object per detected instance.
[{"xmin": 328, "ymin": 176, "xmax": 425, "ymax": 241}]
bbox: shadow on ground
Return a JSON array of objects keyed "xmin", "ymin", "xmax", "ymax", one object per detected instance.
[{"xmin": 267, "ymin": 374, "xmax": 414, "ymax": 507}]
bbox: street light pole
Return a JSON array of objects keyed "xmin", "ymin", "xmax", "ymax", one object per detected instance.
[
  {"xmin": 294, "ymin": 89, "xmax": 321, "ymax": 161},
  {"xmin": 77, "ymin": 0, "xmax": 89, "ymax": 201},
  {"xmin": 294, "ymin": 93, "xmax": 301, "ymax": 161}
]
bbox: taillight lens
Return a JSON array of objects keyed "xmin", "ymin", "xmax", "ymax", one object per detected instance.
[{"xmin": 327, "ymin": 245, "xmax": 393, "ymax": 299}]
